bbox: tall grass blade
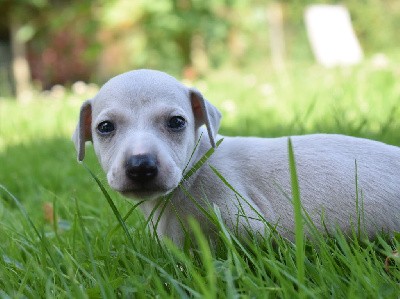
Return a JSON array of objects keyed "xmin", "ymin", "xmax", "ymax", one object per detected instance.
[
  {"xmin": 82, "ymin": 163, "xmax": 135, "ymax": 248},
  {"xmin": 287, "ymin": 138, "xmax": 305, "ymax": 291},
  {"xmin": 188, "ymin": 218, "xmax": 216, "ymax": 297},
  {"xmin": 182, "ymin": 138, "xmax": 223, "ymax": 181},
  {"xmin": 74, "ymin": 197, "xmax": 109, "ymax": 299},
  {"xmin": 209, "ymin": 165, "xmax": 274, "ymax": 232},
  {"xmin": 354, "ymin": 159, "xmax": 361, "ymax": 239},
  {"xmin": 108, "ymin": 201, "xmax": 144, "ymax": 238},
  {"xmin": 182, "ymin": 132, "xmax": 203, "ymax": 174}
]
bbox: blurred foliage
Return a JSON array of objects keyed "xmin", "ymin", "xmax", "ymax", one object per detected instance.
[
  {"xmin": 27, "ymin": 2, "xmax": 100, "ymax": 89},
  {"xmin": 0, "ymin": 0, "xmax": 99, "ymax": 88},
  {"xmin": 1, "ymin": 0, "xmax": 399, "ymax": 86},
  {"xmin": 96, "ymin": 0, "xmax": 267, "ymax": 78}
]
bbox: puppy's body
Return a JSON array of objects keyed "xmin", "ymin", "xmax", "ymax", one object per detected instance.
[
  {"xmin": 141, "ymin": 132, "xmax": 400, "ymax": 243},
  {"xmin": 73, "ymin": 69, "xmax": 400, "ymax": 245}
]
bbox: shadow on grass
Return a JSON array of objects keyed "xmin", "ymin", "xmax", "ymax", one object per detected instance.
[{"xmin": 0, "ymin": 137, "xmax": 107, "ymax": 215}]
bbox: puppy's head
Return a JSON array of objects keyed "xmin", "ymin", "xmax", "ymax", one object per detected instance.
[{"xmin": 72, "ymin": 69, "xmax": 221, "ymax": 200}]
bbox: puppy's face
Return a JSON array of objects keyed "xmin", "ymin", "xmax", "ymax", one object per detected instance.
[
  {"xmin": 73, "ymin": 70, "xmax": 221, "ymax": 200},
  {"xmin": 91, "ymin": 75, "xmax": 196, "ymax": 200}
]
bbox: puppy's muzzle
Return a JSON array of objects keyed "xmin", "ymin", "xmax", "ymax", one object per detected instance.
[{"xmin": 125, "ymin": 154, "xmax": 158, "ymax": 183}]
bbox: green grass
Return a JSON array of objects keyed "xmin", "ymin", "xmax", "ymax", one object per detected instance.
[{"xmin": 1, "ymin": 63, "xmax": 400, "ymax": 298}]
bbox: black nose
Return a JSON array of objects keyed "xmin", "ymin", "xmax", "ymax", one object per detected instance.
[{"xmin": 125, "ymin": 154, "xmax": 158, "ymax": 183}]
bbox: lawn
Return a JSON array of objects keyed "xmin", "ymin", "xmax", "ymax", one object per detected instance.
[{"xmin": 0, "ymin": 63, "xmax": 399, "ymax": 298}]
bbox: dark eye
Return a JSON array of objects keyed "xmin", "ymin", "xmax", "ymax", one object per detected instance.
[
  {"xmin": 97, "ymin": 121, "xmax": 115, "ymax": 135},
  {"xmin": 167, "ymin": 116, "xmax": 186, "ymax": 131}
]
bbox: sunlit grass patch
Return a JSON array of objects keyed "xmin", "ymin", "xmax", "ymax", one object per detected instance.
[{"xmin": 204, "ymin": 64, "xmax": 400, "ymax": 143}]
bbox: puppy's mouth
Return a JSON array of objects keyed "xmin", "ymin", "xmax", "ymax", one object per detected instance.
[{"xmin": 117, "ymin": 185, "xmax": 176, "ymax": 201}]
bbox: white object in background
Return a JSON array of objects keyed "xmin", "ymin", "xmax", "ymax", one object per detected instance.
[{"xmin": 304, "ymin": 5, "xmax": 363, "ymax": 67}]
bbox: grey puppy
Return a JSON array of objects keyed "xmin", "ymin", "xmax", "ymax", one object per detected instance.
[{"xmin": 73, "ymin": 69, "xmax": 400, "ymax": 245}]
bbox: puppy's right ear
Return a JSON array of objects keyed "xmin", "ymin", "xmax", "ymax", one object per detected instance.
[{"xmin": 72, "ymin": 100, "xmax": 92, "ymax": 162}]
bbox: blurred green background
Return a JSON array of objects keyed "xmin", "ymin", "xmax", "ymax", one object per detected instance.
[{"xmin": 1, "ymin": 0, "xmax": 400, "ymax": 93}]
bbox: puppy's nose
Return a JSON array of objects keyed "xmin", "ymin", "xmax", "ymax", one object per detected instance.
[{"xmin": 125, "ymin": 154, "xmax": 158, "ymax": 183}]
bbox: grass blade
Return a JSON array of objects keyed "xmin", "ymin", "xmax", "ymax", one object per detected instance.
[
  {"xmin": 0, "ymin": 184, "xmax": 70, "ymax": 293},
  {"xmin": 74, "ymin": 197, "xmax": 109, "ymax": 299},
  {"xmin": 287, "ymin": 138, "xmax": 305, "ymax": 291},
  {"xmin": 182, "ymin": 138, "xmax": 223, "ymax": 181},
  {"xmin": 82, "ymin": 163, "xmax": 135, "ymax": 248}
]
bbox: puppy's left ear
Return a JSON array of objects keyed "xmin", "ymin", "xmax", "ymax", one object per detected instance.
[
  {"xmin": 72, "ymin": 100, "xmax": 92, "ymax": 162},
  {"xmin": 190, "ymin": 88, "xmax": 221, "ymax": 148}
]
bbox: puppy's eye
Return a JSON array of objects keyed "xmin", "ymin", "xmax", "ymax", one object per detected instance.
[
  {"xmin": 97, "ymin": 121, "xmax": 115, "ymax": 135},
  {"xmin": 167, "ymin": 116, "xmax": 186, "ymax": 131}
]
